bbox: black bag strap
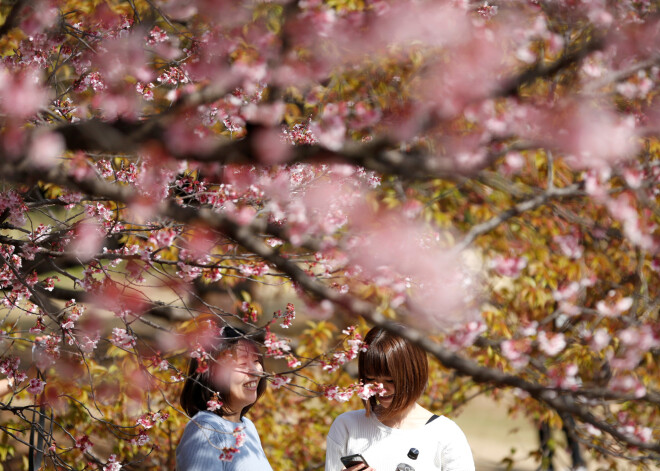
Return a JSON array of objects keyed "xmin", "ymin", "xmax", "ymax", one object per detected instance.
[{"xmin": 425, "ymin": 414, "xmax": 439, "ymax": 425}]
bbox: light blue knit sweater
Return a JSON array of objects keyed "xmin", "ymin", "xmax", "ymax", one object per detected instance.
[{"xmin": 176, "ymin": 411, "xmax": 273, "ymax": 471}]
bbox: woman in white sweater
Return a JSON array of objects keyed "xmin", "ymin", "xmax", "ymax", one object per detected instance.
[{"xmin": 325, "ymin": 326, "xmax": 475, "ymax": 471}]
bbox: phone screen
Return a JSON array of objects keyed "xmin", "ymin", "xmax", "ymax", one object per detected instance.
[{"xmin": 340, "ymin": 454, "xmax": 368, "ymax": 468}]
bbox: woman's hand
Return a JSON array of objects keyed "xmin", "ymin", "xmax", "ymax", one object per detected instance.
[{"xmin": 345, "ymin": 464, "xmax": 375, "ymax": 471}]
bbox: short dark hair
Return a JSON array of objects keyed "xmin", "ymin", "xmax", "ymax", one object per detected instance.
[
  {"xmin": 180, "ymin": 321, "xmax": 267, "ymax": 419},
  {"xmin": 358, "ymin": 325, "xmax": 428, "ymax": 421}
]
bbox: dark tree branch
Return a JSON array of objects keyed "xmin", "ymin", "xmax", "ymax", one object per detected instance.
[
  {"xmin": 0, "ymin": 0, "xmax": 27, "ymax": 38},
  {"xmin": 496, "ymin": 34, "xmax": 605, "ymax": 97},
  {"xmin": 456, "ymin": 183, "xmax": 585, "ymax": 251}
]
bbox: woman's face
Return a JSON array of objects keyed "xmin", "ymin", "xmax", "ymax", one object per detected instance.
[
  {"xmin": 215, "ymin": 341, "xmax": 263, "ymax": 415},
  {"xmin": 365, "ymin": 374, "xmax": 395, "ymax": 409}
]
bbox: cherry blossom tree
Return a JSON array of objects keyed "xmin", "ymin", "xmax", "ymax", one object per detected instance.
[{"xmin": 0, "ymin": 0, "xmax": 659, "ymax": 469}]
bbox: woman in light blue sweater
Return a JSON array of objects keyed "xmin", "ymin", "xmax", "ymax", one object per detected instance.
[{"xmin": 176, "ymin": 323, "xmax": 273, "ymax": 471}]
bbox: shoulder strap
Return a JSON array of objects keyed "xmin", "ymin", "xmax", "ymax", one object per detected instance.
[{"xmin": 425, "ymin": 414, "xmax": 439, "ymax": 425}]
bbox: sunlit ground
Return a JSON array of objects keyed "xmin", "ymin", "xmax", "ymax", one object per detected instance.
[
  {"xmin": 453, "ymin": 395, "xmax": 538, "ymax": 471},
  {"xmin": 454, "ymin": 395, "xmax": 641, "ymax": 471}
]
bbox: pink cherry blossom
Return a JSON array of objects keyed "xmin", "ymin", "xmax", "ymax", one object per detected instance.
[
  {"xmin": 554, "ymin": 234, "xmax": 584, "ymax": 260},
  {"xmin": 596, "ymin": 296, "xmax": 633, "ymax": 317},
  {"xmin": 269, "ymin": 375, "xmax": 291, "ymax": 390},
  {"xmin": 131, "ymin": 430, "xmax": 150, "ymax": 446},
  {"xmin": 357, "ymin": 382, "xmax": 386, "ymax": 401},
  {"xmin": 501, "ymin": 339, "xmax": 531, "ymax": 370},
  {"xmin": 103, "ymin": 454, "xmax": 122, "ymax": 471},
  {"xmin": 445, "ymin": 321, "xmax": 487, "ymax": 351},
  {"xmin": 0, "ymin": 66, "xmax": 50, "ymax": 118},
  {"xmin": 264, "ymin": 330, "xmax": 292, "ymax": 359},
  {"xmin": 272, "ymin": 303, "xmax": 296, "ymax": 329},
  {"xmin": 491, "ymin": 255, "xmax": 527, "ymax": 278},
  {"xmin": 324, "ymin": 385, "xmax": 354, "ymax": 403},
  {"xmin": 27, "ymin": 378, "xmax": 46, "ymax": 395},
  {"xmin": 69, "ymin": 222, "xmax": 105, "ymax": 261},
  {"xmin": 537, "ymin": 331, "xmax": 567, "ymax": 357},
  {"xmin": 75, "ymin": 435, "xmax": 93, "ymax": 453},
  {"xmin": 110, "ymin": 328, "xmax": 136, "ymax": 349},
  {"xmin": 350, "ymin": 212, "xmax": 482, "ymax": 328},
  {"xmin": 218, "ymin": 446, "xmax": 240, "ymax": 462},
  {"xmin": 588, "ymin": 328, "xmax": 611, "ymax": 352},
  {"xmin": 0, "ymin": 190, "xmax": 28, "ymax": 226},
  {"xmin": 207, "ymin": 396, "xmax": 223, "ymax": 412},
  {"xmin": 547, "ymin": 363, "xmax": 581, "ymax": 390},
  {"xmin": 610, "ymin": 375, "xmax": 646, "ymax": 398},
  {"xmin": 233, "ymin": 427, "xmax": 246, "ymax": 448},
  {"xmin": 27, "ymin": 131, "xmax": 65, "ymax": 168}
]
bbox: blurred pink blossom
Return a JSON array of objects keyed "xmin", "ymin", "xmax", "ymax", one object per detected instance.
[
  {"xmin": 103, "ymin": 454, "xmax": 122, "ymax": 471},
  {"xmin": 491, "ymin": 255, "xmax": 527, "ymax": 278},
  {"xmin": 583, "ymin": 168, "xmax": 611, "ymax": 201},
  {"xmin": 501, "ymin": 152, "xmax": 525, "ymax": 176},
  {"xmin": 547, "ymin": 363, "xmax": 580, "ymax": 390},
  {"xmin": 554, "ymin": 234, "xmax": 584, "ymax": 259},
  {"xmin": 253, "ymin": 127, "xmax": 291, "ymax": 165},
  {"xmin": 623, "ymin": 166, "xmax": 644, "ymax": 189},
  {"xmin": 445, "ymin": 321, "xmax": 486, "ymax": 351},
  {"xmin": 97, "ymin": 34, "xmax": 154, "ymax": 85},
  {"xmin": 537, "ymin": 331, "xmax": 567, "ymax": 357},
  {"xmin": 0, "ymin": 66, "xmax": 50, "ymax": 119},
  {"xmin": 610, "ymin": 375, "xmax": 646, "ymax": 398},
  {"xmin": 206, "ymin": 396, "xmax": 223, "ymax": 411},
  {"xmin": 69, "ymin": 222, "xmax": 105, "ymax": 261},
  {"xmin": 350, "ymin": 212, "xmax": 482, "ymax": 328},
  {"xmin": 587, "ymin": 328, "xmax": 611, "ymax": 351},
  {"xmin": 27, "ymin": 131, "xmax": 65, "ymax": 168},
  {"xmin": 515, "ymin": 101, "xmax": 638, "ymax": 170},
  {"xmin": 19, "ymin": 0, "xmax": 58, "ymax": 35},
  {"xmin": 596, "ymin": 296, "xmax": 633, "ymax": 317},
  {"xmin": 553, "ymin": 281, "xmax": 580, "ymax": 302},
  {"xmin": 606, "ymin": 194, "xmax": 658, "ymax": 251},
  {"xmin": 310, "ymin": 111, "xmax": 346, "ymax": 151},
  {"xmin": 501, "ymin": 338, "xmax": 531, "ymax": 370}
]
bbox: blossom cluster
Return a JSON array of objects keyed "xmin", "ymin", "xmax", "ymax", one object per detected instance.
[
  {"xmin": 218, "ymin": 426, "xmax": 248, "ymax": 461},
  {"xmin": 110, "ymin": 328, "xmax": 137, "ymax": 350},
  {"xmin": 320, "ymin": 326, "xmax": 367, "ymax": 373},
  {"xmin": 264, "ymin": 328, "xmax": 292, "ymax": 359},
  {"xmin": 272, "ymin": 303, "xmax": 296, "ymax": 328},
  {"xmin": 324, "ymin": 381, "xmax": 386, "ymax": 403}
]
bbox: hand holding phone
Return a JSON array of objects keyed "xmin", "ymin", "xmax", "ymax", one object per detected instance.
[{"xmin": 340, "ymin": 454, "xmax": 370, "ymax": 470}]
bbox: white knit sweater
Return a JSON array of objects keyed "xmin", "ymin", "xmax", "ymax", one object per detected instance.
[{"xmin": 325, "ymin": 410, "xmax": 475, "ymax": 471}]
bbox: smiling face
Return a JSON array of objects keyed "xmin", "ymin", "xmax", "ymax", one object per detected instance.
[
  {"xmin": 364, "ymin": 375, "xmax": 395, "ymax": 409},
  {"xmin": 213, "ymin": 341, "xmax": 264, "ymax": 421},
  {"xmin": 358, "ymin": 326, "xmax": 429, "ymax": 422}
]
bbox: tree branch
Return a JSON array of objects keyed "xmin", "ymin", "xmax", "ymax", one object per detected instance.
[
  {"xmin": 456, "ymin": 183, "xmax": 584, "ymax": 251},
  {"xmin": 0, "ymin": 0, "xmax": 27, "ymax": 38}
]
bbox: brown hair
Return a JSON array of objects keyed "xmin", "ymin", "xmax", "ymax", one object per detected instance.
[
  {"xmin": 180, "ymin": 323, "xmax": 267, "ymax": 419},
  {"xmin": 358, "ymin": 325, "xmax": 428, "ymax": 421}
]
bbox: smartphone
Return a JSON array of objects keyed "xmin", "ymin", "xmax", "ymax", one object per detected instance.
[{"xmin": 340, "ymin": 454, "xmax": 369, "ymax": 469}]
